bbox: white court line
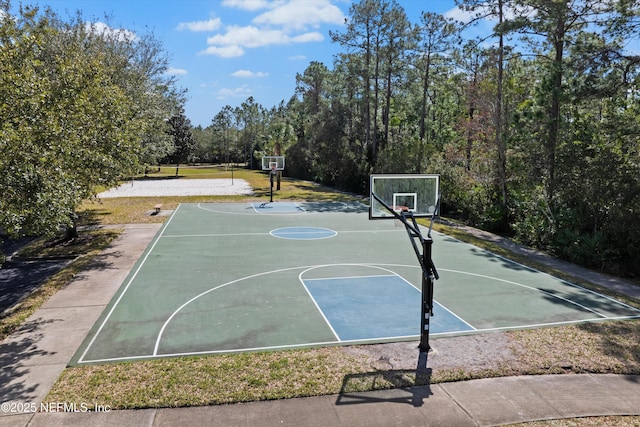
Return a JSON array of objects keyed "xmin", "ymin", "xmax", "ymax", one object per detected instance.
[
  {"xmin": 431, "ymin": 314, "xmax": 640, "ymax": 338},
  {"xmin": 80, "ymin": 310, "xmax": 640, "ymax": 362},
  {"xmin": 303, "ymin": 274, "xmax": 397, "ymax": 283},
  {"xmin": 155, "ymin": 263, "xmax": 429, "ymax": 357},
  {"xmin": 77, "ymin": 204, "xmax": 183, "ymax": 364},
  {"xmin": 159, "ymin": 230, "xmax": 400, "ymax": 239},
  {"xmin": 80, "ymin": 233, "xmax": 640, "ymax": 363},
  {"xmin": 434, "ymin": 300, "xmax": 477, "ymax": 331},
  {"xmin": 79, "ymin": 335, "xmax": 421, "ymax": 364},
  {"xmin": 431, "ymin": 230, "xmax": 640, "ymax": 313},
  {"xmin": 161, "ymin": 232, "xmax": 269, "ymax": 238},
  {"xmin": 196, "ymin": 202, "xmax": 306, "ymax": 216},
  {"xmin": 251, "ymin": 202, "xmax": 306, "ymax": 213},
  {"xmin": 376, "ymin": 262, "xmax": 640, "ymax": 319},
  {"xmin": 302, "ymin": 267, "xmax": 477, "ymax": 332},
  {"xmin": 153, "ymin": 264, "xmax": 343, "ymax": 356}
]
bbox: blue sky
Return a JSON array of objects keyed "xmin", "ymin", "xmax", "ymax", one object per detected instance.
[
  {"xmin": 25, "ymin": 0, "xmax": 639, "ymax": 129},
  {"xmin": 24, "ymin": 0, "xmax": 478, "ymax": 127}
]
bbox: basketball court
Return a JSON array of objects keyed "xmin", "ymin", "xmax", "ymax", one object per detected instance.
[{"xmin": 72, "ymin": 197, "xmax": 640, "ymax": 365}]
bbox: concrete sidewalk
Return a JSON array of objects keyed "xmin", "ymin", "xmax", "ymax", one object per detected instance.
[
  {"xmin": 1, "ymin": 223, "xmax": 639, "ymax": 426},
  {"xmin": 2, "ymin": 374, "xmax": 639, "ymax": 426}
]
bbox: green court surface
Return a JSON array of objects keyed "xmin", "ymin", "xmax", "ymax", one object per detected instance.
[{"xmin": 73, "ymin": 202, "xmax": 640, "ymax": 364}]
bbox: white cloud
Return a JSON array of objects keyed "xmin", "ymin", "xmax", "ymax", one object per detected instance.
[
  {"xmin": 231, "ymin": 69, "xmax": 269, "ymax": 78},
  {"xmin": 200, "ymin": 1, "xmax": 343, "ymax": 58},
  {"xmin": 86, "ymin": 22, "xmax": 137, "ymax": 42},
  {"xmin": 221, "ymin": 0, "xmax": 270, "ymax": 11},
  {"xmin": 176, "ymin": 18, "xmax": 222, "ymax": 32},
  {"xmin": 165, "ymin": 68, "xmax": 188, "ymax": 75},
  {"xmin": 204, "ymin": 25, "xmax": 324, "ymax": 57},
  {"xmin": 199, "ymin": 45, "xmax": 245, "ymax": 57},
  {"xmin": 443, "ymin": 6, "xmax": 476, "ymax": 24},
  {"xmin": 288, "ymin": 54, "xmax": 307, "ymax": 61},
  {"xmin": 443, "ymin": 3, "xmax": 524, "ymax": 24},
  {"xmin": 216, "ymin": 84, "xmax": 253, "ymax": 99},
  {"xmin": 291, "ymin": 32, "xmax": 323, "ymax": 43},
  {"xmin": 207, "ymin": 25, "xmax": 289, "ymax": 48},
  {"xmin": 253, "ymin": 0, "xmax": 345, "ymax": 31}
]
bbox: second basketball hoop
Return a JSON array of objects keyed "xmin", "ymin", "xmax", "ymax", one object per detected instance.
[{"xmin": 262, "ymin": 156, "xmax": 285, "ymax": 203}]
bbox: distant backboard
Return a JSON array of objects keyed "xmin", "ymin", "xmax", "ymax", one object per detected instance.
[
  {"xmin": 262, "ymin": 156, "xmax": 285, "ymax": 171},
  {"xmin": 369, "ymin": 174, "xmax": 439, "ymax": 219}
]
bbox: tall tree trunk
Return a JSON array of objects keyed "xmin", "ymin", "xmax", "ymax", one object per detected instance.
[
  {"xmin": 418, "ymin": 50, "xmax": 431, "ymax": 174},
  {"xmin": 495, "ymin": 0, "xmax": 509, "ymax": 222},
  {"xmin": 384, "ymin": 66, "xmax": 392, "ymax": 146},
  {"xmin": 545, "ymin": 20, "xmax": 565, "ymax": 233}
]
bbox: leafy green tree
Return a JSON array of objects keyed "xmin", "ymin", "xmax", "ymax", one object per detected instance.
[
  {"xmin": 235, "ymin": 97, "xmax": 266, "ymax": 169},
  {"xmin": 378, "ymin": 1, "xmax": 412, "ymax": 154},
  {"xmin": 191, "ymin": 125, "xmax": 214, "ymax": 163},
  {"xmin": 166, "ymin": 109, "xmax": 196, "ymax": 176},
  {"xmin": 413, "ymin": 11, "xmax": 460, "ymax": 172},
  {"xmin": 330, "ymin": 0, "xmax": 383, "ymax": 166},
  {"xmin": 0, "ymin": 4, "xmax": 183, "ymax": 240},
  {"xmin": 1, "ymin": 6, "xmax": 140, "ymax": 238}
]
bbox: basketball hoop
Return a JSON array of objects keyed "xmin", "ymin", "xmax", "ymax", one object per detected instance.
[
  {"xmin": 261, "ymin": 156, "xmax": 285, "ymax": 203},
  {"xmin": 369, "ymin": 179, "xmax": 440, "ymax": 353}
]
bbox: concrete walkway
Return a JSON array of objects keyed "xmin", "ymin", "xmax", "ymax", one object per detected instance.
[{"xmin": 1, "ymin": 223, "xmax": 639, "ymax": 426}]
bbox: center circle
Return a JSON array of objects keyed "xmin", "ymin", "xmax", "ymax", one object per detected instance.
[{"xmin": 270, "ymin": 227, "xmax": 337, "ymax": 240}]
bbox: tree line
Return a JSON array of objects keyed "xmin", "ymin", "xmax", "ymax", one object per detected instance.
[
  {"xmin": 193, "ymin": 0, "xmax": 640, "ymax": 278},
  {"xmin": 0, "ymin": 2, "xmax": 183, "ymax": 240}
]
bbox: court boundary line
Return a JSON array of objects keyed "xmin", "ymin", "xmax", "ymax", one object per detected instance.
[
  {"xmin": 431, "ymin": 314, "xmax": 640, "ymax": 338},
  {"xmin": 153, "ymin": 264, "xmax": 324, "ymax": 356},
  {"xmin": 79, "ymin": 334, "xmax": 423, "ymax": 364},
  {"xmin": 196, "ymin": 202, "xmax": 306, "ymax": 216},
  {"xmin": 299, "ymin": 267, "xmax": 475, "ymax": 340},
  {"xmin": 442, "ymin": 269, "xmax": 611, "ymax": 318},
  {"xmin": 77, "ymin": 204, "xmax": 182, "ymax": 364},
  {"xmin": 434, "ymin": 300, "xmax": 477, "ymax": 331},
  {"xmin": 433, "ymin": 230, "xmax": 640, "ymax": 313},
  {"xmin": 159, "ymin": 230, "xmax": 401, "ymax": 239},
  {"xmin": 251, "ymin": 201, "xmax": 306, "ymax": 213},
  {"xmin": 378, "ymin": 262, "xmax": 640, "ymax": 318},
  {"xmin": 82, "ymin": 260, "xmax": 640, "ymax": 364},
  {"xmin": 153, "ymin": 263, "xmax": 420, "ymax": 355},
  {"xmin": 77, "ymin": 207, "xmax": 640, "ymax": 364},
  {"xmin": 298, "ymin": 264, "xmax": 424, "ymax": 342},
  {"xmin": 79, "ymin": 312, "xmax": 640, "ymax": 363},
  {"xmin": 298, "ymin": 266, "xmax": 342, "ymax": 341}
]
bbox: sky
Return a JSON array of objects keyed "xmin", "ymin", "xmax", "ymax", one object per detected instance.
[{"xmin": 17, "ymin": 0, "xmax": 481, "ymax": 127}]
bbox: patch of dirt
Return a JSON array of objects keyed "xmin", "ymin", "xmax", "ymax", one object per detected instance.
[{"xmin": 341, "ymin": 333, "xmax": 520, "ymax": 372}]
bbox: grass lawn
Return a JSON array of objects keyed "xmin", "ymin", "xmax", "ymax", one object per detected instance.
[{"xmin": 3, "ymin": 165, "xmax": 639, "ymax": 424}]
